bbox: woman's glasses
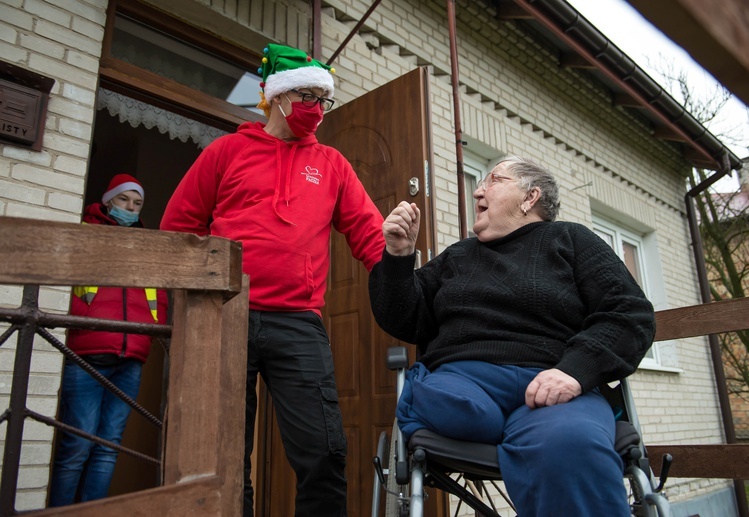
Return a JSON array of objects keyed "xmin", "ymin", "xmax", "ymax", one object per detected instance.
[
  {"xmin": 290, "ymin": 89, "xmax": 335, "ymax": 111},
  {"xmin": 476, "ymin": 173, "xmax": 515, "ymax": 191}
]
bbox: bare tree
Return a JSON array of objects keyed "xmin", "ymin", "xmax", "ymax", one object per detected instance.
[
  {"xmin": 690, "ymin": 169, "xmax": 749, "ymax": 399},
  {"xmin": 653, "ymin": 60, "xmax": 749, "ymax": 403}
]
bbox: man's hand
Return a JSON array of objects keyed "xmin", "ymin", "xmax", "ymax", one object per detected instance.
[
  {"xmin": 525, "ymin": 368, "xmax": 582, "ymax": 409},
  {"xmin": 383, "ymin": 201, "xmax": 420, "ymax": 256}
]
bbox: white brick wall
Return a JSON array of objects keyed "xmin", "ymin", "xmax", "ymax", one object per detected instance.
[{"xmin": 0, "ymin": 0, "xmax": 107, "ymax": 510}]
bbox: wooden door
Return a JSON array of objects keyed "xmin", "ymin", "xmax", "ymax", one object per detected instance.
[{"xmin": 258, "ymin": 67, "xmax": 442, "ymax": 516}]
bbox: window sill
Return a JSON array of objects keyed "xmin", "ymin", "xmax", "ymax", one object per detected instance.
[{"xmin": 636, "ymin": 362, "xmax": 683, "ymax": 374}]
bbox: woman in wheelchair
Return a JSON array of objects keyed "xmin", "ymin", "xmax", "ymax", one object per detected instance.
[{"xmin": 369, "ymin": 156, "xmax": 656, "ymax": 517}]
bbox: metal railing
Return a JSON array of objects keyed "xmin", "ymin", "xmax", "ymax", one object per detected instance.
[{"xmin": 0, "ymin": 284, "xmax": 168, "ymax": 498}]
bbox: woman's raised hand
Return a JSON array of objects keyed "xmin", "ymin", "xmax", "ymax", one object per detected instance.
[{"xmin": 383, "ymin": 201, "xmax": 420, "ymax": 256}]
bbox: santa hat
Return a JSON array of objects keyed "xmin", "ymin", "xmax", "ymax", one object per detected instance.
[
  {"xmin": 258, "ymin": 43, "xmax": 335, "ymax": 102},
  {"xmin": 102, "ymin": 174, "xmax": 144, "ymax": 204}
]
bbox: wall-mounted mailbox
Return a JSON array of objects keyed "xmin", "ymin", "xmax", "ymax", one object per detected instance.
[{"xmin": 0, "ymin": 61, "xmax": 55, "ymax": 152}]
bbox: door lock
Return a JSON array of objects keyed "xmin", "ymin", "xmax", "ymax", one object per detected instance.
[{"xmin": 408, "ymin": 177, "xmax": 419, "ymax": 196}]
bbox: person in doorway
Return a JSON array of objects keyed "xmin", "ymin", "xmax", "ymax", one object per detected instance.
[
  {"xmin": 369, "ymin": 156, "xmax": 656, "ymax": 517},
  {"xmin": 160, "ymin": 44, "xmax": 385, "ymax": 516},
  {"xmin": 49, "ymin": 174, "xmax": 169, "ymax": 506}
]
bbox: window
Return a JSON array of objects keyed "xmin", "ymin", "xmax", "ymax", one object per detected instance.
[
  {"xmin": 463, "ymin": 153, "xmax": 488, "ymax": 237},
  {"xmin": 111, "ymin": 14, "xmax": 263, "ymax": 115},
  {"xmin": 593, "ymin": 215, "xmax": 665, "ymax": 368},
  {"xmin": 100, "ymin": 0, "xmax": 266, "ymax": 131},
  {"xmin": 592, "ymin": 221, "xmax": 647, "ymax": 291}
]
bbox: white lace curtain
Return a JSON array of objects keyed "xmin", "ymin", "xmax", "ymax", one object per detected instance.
[{"xmin": 96, "ymin": 88, "xmax": 227, "ymax": 149}]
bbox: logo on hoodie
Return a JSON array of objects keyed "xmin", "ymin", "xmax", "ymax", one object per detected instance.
[{"xmin": 301, "ymin": 166, "xmax": 322, "ymax": 185}]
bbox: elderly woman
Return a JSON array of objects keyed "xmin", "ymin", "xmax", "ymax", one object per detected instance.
[{"xmin": 368, "ymin": 156, "xmax": 655, "ymax": 516}]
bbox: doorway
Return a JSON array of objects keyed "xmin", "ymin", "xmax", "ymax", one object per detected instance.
[{"xmin": 67, "ymin": 90, "xmax": 225, "ymax": 498}]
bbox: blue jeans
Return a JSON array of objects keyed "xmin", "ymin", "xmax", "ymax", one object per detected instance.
[{"xmin": 48, "ymin": 359, "xmax": 142, "ymax": 507}]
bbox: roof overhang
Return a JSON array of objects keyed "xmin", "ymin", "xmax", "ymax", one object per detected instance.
[
  {"xmin": 491, "ymin": 0, "xmax": 742, "ymax": 173},
  {"xmin": 625, "ymin": 0, "xmax": 749, "ymax": 108}
]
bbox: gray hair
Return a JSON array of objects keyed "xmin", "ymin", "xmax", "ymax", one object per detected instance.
[{"xmin": 495, "ymin": 156, "xmax": 561, "ymax": 221}]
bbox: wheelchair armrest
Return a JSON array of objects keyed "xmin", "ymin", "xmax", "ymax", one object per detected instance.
[
  {"xmin": 614, "ymin": 420, "xmax": 641, "ymax": 457},
  {"xmin": 387, "ymin": 346, "xmax": 409, "ymax": 371}
]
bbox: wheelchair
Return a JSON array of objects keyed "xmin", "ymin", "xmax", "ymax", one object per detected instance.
[{"xmin": 371, "ymin": 347, "xmax": 673, "ymax": 517}]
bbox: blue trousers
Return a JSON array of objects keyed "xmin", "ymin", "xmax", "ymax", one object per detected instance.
[
  {"xmin": 243, "ymin": 311, "xmax": 347, "ymax": 517},
  {"xmin": 48, "ymin": 359, "xmax": 142, "ymax": 507},
  {"xmin": 397, "ymin": 361, "xmax": 630, "ymax": 517}
]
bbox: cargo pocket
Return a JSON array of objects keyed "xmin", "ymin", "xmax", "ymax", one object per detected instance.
[{"xmin": 320, "ymin": 383, "xmax": 347, "ymax": 455}]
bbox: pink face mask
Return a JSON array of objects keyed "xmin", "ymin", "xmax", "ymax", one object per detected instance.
[{"xmin": 280, "ymin": 97, "xmax": 324, "ymax": 138}]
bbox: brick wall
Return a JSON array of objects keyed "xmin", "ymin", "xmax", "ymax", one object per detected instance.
[{"xmin": 0, "ymin": 0, "xmax": 107, "ymax": 510}]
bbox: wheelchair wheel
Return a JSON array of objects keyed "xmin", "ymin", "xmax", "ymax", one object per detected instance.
[
  {"xmin": 626, "ymin": 466, "xmax": 671, "ymax": 517},
  {"xmin": 372, "ymin": 430, "xmax": 389, "ymax": 517},
  {"xmin": 385, "ymin": 420, "xmax": 409, "ymax": 517},
  {"xmin": 627, "ymin": 470, "xmax": 651, "ymax": 517}
]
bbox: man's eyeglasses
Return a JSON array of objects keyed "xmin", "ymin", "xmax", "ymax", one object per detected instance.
[{"xmin": 290, "ymin": 89, "xmax": 335, "ymax": 112}]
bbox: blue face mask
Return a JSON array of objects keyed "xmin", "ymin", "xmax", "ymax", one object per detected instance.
[{"xmin": 108, "ymin": 205, "xmax": 140, "ymax": 226}]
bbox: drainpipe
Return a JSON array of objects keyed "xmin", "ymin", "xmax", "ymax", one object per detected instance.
[
  {"xmin": 684, "ymin": 154, "xmax": 749, "ymax": 517},
  {"xmin": 447, "ymin": 0, "xmax": 468, "ymax": 240}
]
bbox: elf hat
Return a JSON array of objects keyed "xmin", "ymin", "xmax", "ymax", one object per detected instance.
[
  {"xmin": 102, "ymin": 174, "xmax": 144, "ymax": 204},
  {"xmin": 258, "ymin": 43, "xmax": 335, "ymax": 102}
]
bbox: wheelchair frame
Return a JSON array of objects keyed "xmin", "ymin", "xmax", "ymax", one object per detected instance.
[{"xmin": 371, "ymin": 346, "xmax": 673, "ymax": 517}]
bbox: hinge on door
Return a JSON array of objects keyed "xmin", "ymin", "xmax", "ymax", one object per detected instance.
[{"xmin": 423, "ymin": 160, "xmax": 430, "ymax": 197}]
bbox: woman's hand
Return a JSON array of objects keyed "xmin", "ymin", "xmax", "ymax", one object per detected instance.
[
  {"xmin": 383, "ymin": 201, "xmax": 420, "ymax": 256},
  {"xmin": 525, "ymin": 368, "xmax": 582, "ymax": 408}
]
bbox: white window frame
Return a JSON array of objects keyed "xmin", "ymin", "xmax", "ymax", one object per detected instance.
[
  {"xmin": 592, "ymin": 215, "xmax": 666, "ymax": 370},
  {"xmin": 462, "ymin": 153, "xmax": 488, "ymax": 238}
]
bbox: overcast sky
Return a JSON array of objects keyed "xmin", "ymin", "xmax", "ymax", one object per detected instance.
[{"xmin": 566, "ymin": 0, "xmax": 748, "ymax": 190}]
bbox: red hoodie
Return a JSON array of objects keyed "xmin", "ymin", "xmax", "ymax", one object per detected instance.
[{"xmin": 160, "ymin": 121, "xmax": 385, "ymax": 314}]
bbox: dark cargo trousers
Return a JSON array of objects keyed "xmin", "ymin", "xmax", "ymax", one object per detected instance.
[{"xmin": 243, "ymin": 311, "xmax": 347, "ymax": 517}]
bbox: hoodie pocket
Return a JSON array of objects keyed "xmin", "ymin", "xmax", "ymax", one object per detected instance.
[{"xmin": 245, "ymin": 240, "xmax": 315, "ymax": 305}]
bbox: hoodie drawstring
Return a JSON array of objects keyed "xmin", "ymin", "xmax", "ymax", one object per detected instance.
[{"xmin": 271, "ymin": 141, "xmax": 298, "ymax": 226}]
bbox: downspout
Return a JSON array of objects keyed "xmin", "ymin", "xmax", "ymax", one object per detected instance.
[
  {"xmin": 447, "ymin": 0, "xmax": 468, "ymax": 239},
  {"xmin": 684, "ymin": 154, "xmax": 749, "ymax": 517}
]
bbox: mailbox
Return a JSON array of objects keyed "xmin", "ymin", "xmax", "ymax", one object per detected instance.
[{"xmin": 0, "ymin": 61, "xmax": 55, "ymax": 151}]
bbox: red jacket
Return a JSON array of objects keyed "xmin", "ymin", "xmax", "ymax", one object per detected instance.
[
  {"xmin": 160, "ymin": 121, "xmax": 385, "ymax": 314},
  {"xmin": 67, "ymin": 203, "xmax": 169, "ymax": 362}
]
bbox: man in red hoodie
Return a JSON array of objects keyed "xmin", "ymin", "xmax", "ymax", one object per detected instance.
[{"xmin": 160, "ymin": 44, "xmax": 385, "ymax": 516}]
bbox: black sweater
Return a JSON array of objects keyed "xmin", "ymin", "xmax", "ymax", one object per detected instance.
[{"xmin": 368, "ymin": 221, "xmax": 656, "ymax": 392}]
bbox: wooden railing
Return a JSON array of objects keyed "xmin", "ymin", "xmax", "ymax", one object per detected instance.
[
  {"xmin": 0, "ymin": 217, "xmax": 248, "ymax": 517},
  {"xmin": 648, "ymin": 296, "xmax": 749, "ymax": 479}
]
